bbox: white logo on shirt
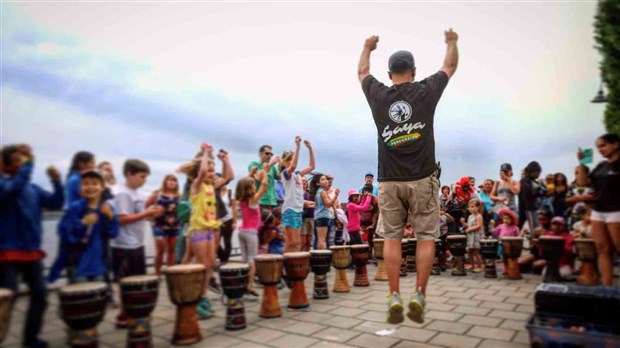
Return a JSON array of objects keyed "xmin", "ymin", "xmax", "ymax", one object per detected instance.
[
  {"xmin": 382, "ymin": 122, "xmax": 426, "ymax": 143},
  {"xmin": 389, "ymin": 101, "xmax": 412, "ymax": 123}
]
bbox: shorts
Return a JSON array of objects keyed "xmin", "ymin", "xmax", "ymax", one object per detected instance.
[
  {"xmin": 301, "ymin": 218, "xmax": 314, "ymax": 236},
  {"xmin": 238, "ymin": 230, "xmax": 259, "ymax": 262},
  {"xmin": 315, "ymin": 217, "xmax": 331, "ymax": 228},
  {"xmin": 190, "ymin": 229, "xmax": 215, "ymax": 243},
  {"xmin": 153, "ymin": 227, "xmax": 179, "ymax": 238},
  {"xmin": 591, "ymin": 210, "xmax": 620, "ymax": 223},
  {"xmin": 282, "ymin": 209, "xmax": 303, "ymax": 229},
  {"xmin": 112, "ymin": 246, "xmax": 146, "ymax": 282},
  {"xmin": 467, "ymin": 232, "xmax": 481, "ymax": 250},
  {"xmin": 379, "ymin": 173, "xmax": 440, "ymax": 241}
]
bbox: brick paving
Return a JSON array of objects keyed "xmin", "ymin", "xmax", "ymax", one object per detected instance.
[{"xmin": 2, "ymin": 266, "xmax": 540, "ymax": 347}]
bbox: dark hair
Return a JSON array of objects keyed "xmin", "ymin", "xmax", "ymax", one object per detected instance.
[
  {"xmin": 67, "ymin": 151, "xmax": 94, "ymax": 178},
  {"xmin": 80, "ymin": 170, "xmax": 105, "ymax": 184},
  {"xmin": 123, "ymin": 159, "xmax": 150, "ymax": 176},
  {"xmin": 1, "ymin": 145, "xmax": 20, "ymax": 167},
  {"xmin": 554, "ymin": 172, "xmax": 567, "ymax": 186},
  {"xmin": 390, "ymin": 61, "xmax": 412, "ymax": 74},
  {"xmin": 308, "ymin": 173, "xmax": 325, "ymax": 201},
  {"xmin": 576, "ymin": 164, "xmax": 590, "ymax": 176},
  {"xmin": 598, "ymin": 133, "xmax": 620, "ymax": 146},
  {"xmin": 259, "ymin": 145, "xmax": 272, "ymax": 153},
  {"xmin": 258, "ymin": 208, "xmax": 282, "ymax": 245},
  {"xmin": 524, "ymin": 161, "xmax": 542, "ymax": 178},
  {"xmin": 361, "ymin": 183, "xmax": 374, "ymax": 194}
]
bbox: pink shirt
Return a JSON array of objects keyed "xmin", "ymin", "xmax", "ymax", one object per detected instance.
[
  {"xmin": 493, "ymin": 224, "xmax": 520, "ymax": 239},
  {"xmin": 347, "ymin": 196, "xmax": 372, "ymax": 232},
  {"xmin": 239, "ymin": 200, "xmax": 261, "ymax": 231}
]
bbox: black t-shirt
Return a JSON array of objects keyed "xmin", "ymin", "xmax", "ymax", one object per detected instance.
[
  {"xmin": 589, "ymin": 159, "xmax": 620, "ymax": 212},
  {"xmin": 362, "ymin": 71, "xmax": 449, "ymax": 181}
]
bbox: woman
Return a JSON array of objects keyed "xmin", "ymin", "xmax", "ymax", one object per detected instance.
[
  {"xmin": 590, "ymin": 133, "xmax": 620, "ymax": 286},
  {"xmin": 145, "ymin": 174, "xmax": 181, "ymax": 276},
  {"xmin": 217, "ymin": 177, "xmax": 237, "ymax": 264},
  {"xmin": 552, "ymin": 172, "xmax": 569, "ymax": 218},
  {"xmin": 491, "ymin": 163, "xmax": 520, "ymax": 213}
]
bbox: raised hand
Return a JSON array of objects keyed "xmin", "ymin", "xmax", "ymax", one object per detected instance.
[
  {"xmin": 200, "ymin": 143, "xmax": 213, "ymax": 153},
  {"xmin": 249, "ymin": 166, "xmax": 259, "ymax": 177},
  {"xmin": 217, "ymin": 149, "xmax": 228, "ymax": 160},
  {"xmin": 335, "ymin": 188, "xmax": 341, "ymax": 196},
  {"xmin": 364, "ymin": 35, "xmax": 379, "ymax": 51},
  {"xmin": 295, "ymin": 136, "xmax": 302, "ymax": 146},
  {"xmin": 303, "ymin": 139, "xmax": 312, "ymax": 148},
  {"xmin": 444, "ymin": 28, "xmax": 458, "ymax": 43},
  {"xmin": 46, "ymin": 166, "xmax": 61, "ymax": 181},
  {"xmin": 268, "ymin": 155, "xmax": 281, "ymax": 167}
]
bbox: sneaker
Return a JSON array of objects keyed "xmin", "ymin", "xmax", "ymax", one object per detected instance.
[
  {"xmin": 209, "ymin": 278, "xmax": 222, "ymax": 294},
  {"xmin": 115, "ymin": 313, "xmax": 129, "ymax": 328},
  {"xmin": 386, "ymin": 292, "xmax": 404, "ymax": 324},
  {"xmin": 196, "ymin": 297, "xmax": 213, "ymax": 320},
  {"xmin": 407, "ymin": 291, "xmax": 426, "ymax": 324}
]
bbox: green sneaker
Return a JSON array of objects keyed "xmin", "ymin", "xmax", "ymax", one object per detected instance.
[
  {"xmin": 407, "ymin": 291, "xmax": 426, "ymax": 324},
  {"xmin": 196, "ymin": 297, "xmax": 213, "ymax": 320},
  {"xmin": 386, "ymin": 292, "xmax": 404, "ymax": 324}
]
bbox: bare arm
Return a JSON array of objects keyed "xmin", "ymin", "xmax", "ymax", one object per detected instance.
[
  {"xmin": 252, "ymin": 164, "xmax": 272, "ymax": 204},
  {"xmin": 358, "ymin": 35, "xmax": 379, "ymax": 83},
  {"xmin": 215, "ymin": 150, "xmax": 234, "ymax": 189},
  {"xmin": 191, "ymin": 143, "xmax": 214, "ymax": 195},
  {"xmin": 440, "ymin": 29, "xmax": 459, "ymax": 78},
  {"xmin": 299, "ymin": 139, "xmax": 315, "ymax": 177},
  {"xmin": 285, "ymin": 136, "xmax": 302, "ymax": 177}
]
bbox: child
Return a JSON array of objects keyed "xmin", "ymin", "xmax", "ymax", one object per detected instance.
[
  {"xmin": 279, "ymin": 136, "xmax": 315, "ymax": 252},
  {"xmin": 145, "ymin": 174, "xmax": 181, "ymax": 276},
  {"xmin": 346, "ymin": 189, "xmax": 372, "ymax": 245},
  {"xmin": 519, "ymin": 208, "xmax": 552, "ymax": 274},
  {"xmin": 565, "ymin": 164, "xmax": 594, "ymax": 227},
  {"xmin": 572, "ymin": 206, "xmax": 592, "ymax": 238},
  {"xmin": 492, "ymin": 208, "xmax": 520, "ymax": 274},
  {"xmin": 1, "ymin": 144, "xmax": 64, "ymax": 348},
  {"xmin": 184, "ymin": 144, "xmax": 234, "ymax": 318},
  {"xmin": 267, "ymin": 208, "xmax": 284, "ymax": 255},
  {"xmin": 310, "ymin": 173, "xmax": 340, "ymax": 250},
  {"xmin": 236, "ymin": 158, "xmax": 276, "ymax": 298},
  {"xmin": 461, "ymin": 199, "xmax": 483, "ymax": 272},
  {"xmin": 334, "ymin": 206, "xmax": 349, "ymax": 245},
  {"xmin": 301, "ymin": 177, "xmax": 316, "ymax": 251},
  {"xmin": 440, "ymin": 185, "xmax": 451, "ymax": 208},
  {"xmin": 66, "ymin": 151, "xmax": 96, "ymax": 205},
  {"xmin": 545, "ymin": 217, "xmax": 575, "ymax": 280},
  {"xmin": 55, "ymin": 170, "xmax": 119, "ymax": 283}
]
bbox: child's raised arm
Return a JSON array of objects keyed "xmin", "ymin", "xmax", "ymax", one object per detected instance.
[
  {"xmin": 215, "ymin": 149, "xmax": 234, "ymax": 189},
  {"xmin": 284, "ymin": 136, "xmax": 302, "ymax": 178},
  {"xmin": 191, "ymin": 143, "xmax": 214, "ymax": 195},
  {"xmin": 252, "ymin": 157, "xmax": 279, "ymax": 204},
  {"xmin": 299, "ymin": 139, "xmax": 315, "ymax": 177}
]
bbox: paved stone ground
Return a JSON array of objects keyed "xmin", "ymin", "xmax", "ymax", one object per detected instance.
[{"xmin": 3, "ymin": 266, "xmax": 539, "ymax": 348}]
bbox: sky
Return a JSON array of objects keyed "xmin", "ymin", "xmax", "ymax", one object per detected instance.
[{"xmin": 1, "ymin": 0, "xmax": 608, "ymax": 196}]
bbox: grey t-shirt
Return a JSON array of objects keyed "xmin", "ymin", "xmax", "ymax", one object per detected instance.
[
  {"xmin": 110, "ymin": 185, "xmax": 147, "ymax": 249},
  {"xmin": 362, "ymin": 71, "xmax": 449, "ymax": 181}
]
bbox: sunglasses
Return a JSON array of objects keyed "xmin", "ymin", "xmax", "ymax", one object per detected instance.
[{"xmin": 263, "ymin": 152, "xmax": 273, "ymax": 156}]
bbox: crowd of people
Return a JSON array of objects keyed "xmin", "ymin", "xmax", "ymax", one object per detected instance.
[{"xmin": 2, "ymin": 26, "xmax": 620, "ymax": 347}]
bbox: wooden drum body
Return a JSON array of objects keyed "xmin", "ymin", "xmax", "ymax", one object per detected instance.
[
  {"xmin": 330, "ymin": 246, "xmax": 351, "ymax": 293},
  {"xmin": 373, "ymin": 239, "xmax": 388, "ymax": 281},
  {"xmin": 432, "ymin": 239, "xmax": 443, "ymax": 275},
  {"xmin": 220, "ymin": 263, "xmax": 250, "ymax": 330},
  {"xmin": 0, "ymin": 289, "xmax": 14, "ymax": 344},
  {"xmin": 540, "ymin": 235, "xmax": 565, "ymax": 283},
  {"xmin": 59, "ymin": 282, "xmax": 108, "ymax": 348},
  {"xmin": 164, "ymin": 264, "xmax": 206, "ymax": 345},
  {"xmin": 447, "ymin": 235, "xmax": 467, "ymax": 276},
  {"xmin": 310, "ymin": 250, "xmax": 332, "ymax": 300},
  {"xmin": 351, "ymin": 245, "xmax": 370, "ymax": 287},
  {"xmin": 407, "ymin": 238, "xmax": 417, "ymax": 273},
  {"xmin": 284, "ymin": 252, "xmax": 310, "ymax": 309},
  {"xmin": 255, "ymin": 254, "xmax": 284, "ymax": 318},
  {"xmin": 400, "ymin": 239, "xmax": 409, "ymax": 277},
  {"xmin": 480, "ymin": 239, "xmax": 499, "ymax": 278},
  {"xmin": 502, "ymin": 237, "xmax": 523, "ymax": 280},
  {"xmin": 120, "ymin": 275, "xmax": 159, "ymax": 348},
  {"xmin": 574, "ymin": 238, "xmax": 599, "ymax": 286}
]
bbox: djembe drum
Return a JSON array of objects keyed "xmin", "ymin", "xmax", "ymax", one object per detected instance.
[
  {"xmin": 220, "ymin": 263, "xmax": 250, "ymax": 330},
  {"xmin": 0, "ymin": 289, "xmax": 14, "ymax": 344},
  {"xmin": 351, "ymin": 245, "xmax": 370, "ymax": 287},
  {"xmin": 407, "ymin": 238, "xmax": 417, "ymax": 273},
  {"xmin": 400, "ymin": 239, "xmax": 409, "ymax": 277},
  {"xmin": 120, "ymin": 275, "xmax": 159, "ymax": 347},
  {"xmin": 432, "ymin": 239, "xmax": 443, "ymax": 275},
  {"xmin": 501, "ymin": 237, "xmax": 523, "ymax": 280},
  {"xmin": 310, "ymin": 250, "xmax": 332, "ymax": 299},
  {"xmin": 540, "ymin": 235, "xmax": 566, "ymax": 283},
  {"xmin": 480, "ymin": 239, "xmax": 499, "ymax": 278},
  {"xmin": 58, "ymin": 282, "xmax": 108, "ymax": 347},
  {"xmin": 330, "ymin": 245, "xmax": 351, "ymax": 293},
  {"xmin": 284, "ymin": 252, "xmax": 311, "ymax": 309},
  {"xmin": 164, "ymin": 264, "xmax": 206, "ymax": 345},
  {"xmin": 373, "ymin": 239, "xmax": 388, "ymax": 281},
  {"xmin": 447, "ymin": 235, "xmax": 467, "ymax": 276},
  {"xmin": 255, "ymin": 254, "xmax": 283, "ymax": 318},
  {"xmin": 574, "ymin": 238, "xmax": 599, "ymax": 286}
]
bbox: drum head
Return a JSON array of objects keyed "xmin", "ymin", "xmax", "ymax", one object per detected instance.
[
  {"xmin": 401, "ymin": 239, "xmax": 409, "ymax": 243},
  {"xmin": 351, "ymin": 244, "xmax": 369, "ymax": 249},
  {"xmin": 255, "ymin": 254, "xmax": 284, "ymax": 261},
  {"xmin": 540, "ymin": 235, "xmax": 564, "ymax": 241},
  {"xmin": 374, "ymin": 238, "xmax": 385, "ymax": 242},
  {"xmin": 0, "ymin": 288, "xmax": 13, "ymax": 298},
  {"xmin": 284, "ymin": 251, "xmax": 311, "ymax": 259},
  {"xmin": 310, "ymin": 250, "xmax": 332, "ymax": 255},
  {"xmin": 120, "ymin": 275, "xmax": 159, "ymax": 285},
  {"xmin": 501, "ymin": 237, "xmax": 523, "ymax": 241},
  {"xmin": 220, "ymin": 263, "xmax": 250, "ymax": 271},
  {"xmin": 574, "ymin": 238, "xmax": 595, "ymax": 244},
  {"xmin": 165, "ymin": 264, "xmax": 205, "ymax": 273},
  {"xmin": 60, "ymin": 282, "xmax": 107, "ymax": 294},
  {"xmin": 481, "ymin": 239, "xmax": 498, "ymax": 243},
  {"xmin": 329, "ymin": 245, "xmax": 350, "ymax": 250},
  {"xmin": 447, "ymin": 235, "xmax": 466, "ymax": 240}
]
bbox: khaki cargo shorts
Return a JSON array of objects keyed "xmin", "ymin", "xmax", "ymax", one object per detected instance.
[{"xmin": 378, "ymin": 173, "xmax": 440, "ymax": 241}]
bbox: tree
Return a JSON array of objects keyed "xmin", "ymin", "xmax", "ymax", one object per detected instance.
[{"xmin": 594, "ymin": 0, "xmax": 620, "ymax": 135}]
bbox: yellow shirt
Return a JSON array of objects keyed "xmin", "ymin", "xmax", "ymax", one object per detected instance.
[{"xmin": 189, "ymin": 183, "xmax": 222, "ymax": 232}]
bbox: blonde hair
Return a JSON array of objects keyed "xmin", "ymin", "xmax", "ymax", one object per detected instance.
[
  {"xmin": 278, "ymin": 150, "xmax": 293, "ymax": 174},
  {"xmin": 177, "ymin": 150, "xmax": 214, "ymax": 180},
  {"xmin": 468, "ymin": 199, "xmax": 482, "ymax": 213},
  {"xmin": 160, "ymin": 174, "xmax": 179, "ymax": 195}
]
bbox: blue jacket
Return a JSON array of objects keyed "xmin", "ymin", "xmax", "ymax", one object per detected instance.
[
  {"xmin": 48, "ymin": 199, "xmax": 119, "ymax": 281},
  {"xmin": 0, "ymin": 161, "xmax": 65, "ymax": 251},
  {"xmin": 66, "ymin": 171, "xmax": 82, "ymax": 206}
]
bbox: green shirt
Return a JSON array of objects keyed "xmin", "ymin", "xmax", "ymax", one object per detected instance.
[{"xmin": 248, "ymin": 161, "xmax": 280, "ymax": 207}]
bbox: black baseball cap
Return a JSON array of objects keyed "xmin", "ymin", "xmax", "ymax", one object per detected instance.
[
  {"xmin": 80, "ymin": 169, "xmax": 104, "ymax": 183},
  {"xmin": 388, "ymin": 50, "xmax": 415, "ymax": 73},
  {"xmin": 500, "ymin": 163, "xmax": 512, "ymax": 172}
]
